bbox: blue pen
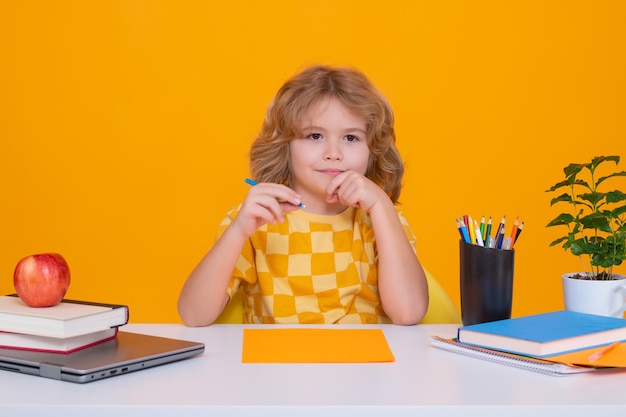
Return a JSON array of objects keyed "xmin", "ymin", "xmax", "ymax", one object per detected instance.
[
  {"xmin": 245, "ymin": 178, "xmax": 306, "ymax": 208},
  {"xmin": 494, "ymin": 216, "xmax": 506, "ymax": 249},
  {"xmin": 457, "ymin": 218, "xmax": 470, "ymax": 243},
  {"xmin": 455, "ymin": 219, "xmax": 465, "ymax": 240}
]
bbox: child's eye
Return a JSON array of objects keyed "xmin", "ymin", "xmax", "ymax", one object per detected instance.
[
  {"xmin": 345, "ymin": 135, "xmax": 359, "ymax": 142},
  {"xmin": 307, "ymin": 133, "xmax": 323, "ymax": 140}
]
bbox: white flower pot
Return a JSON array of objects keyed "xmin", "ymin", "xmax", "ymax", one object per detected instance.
[{"xmin": 562, "ymin": 273, "xmax": 626, "ymax": 318}]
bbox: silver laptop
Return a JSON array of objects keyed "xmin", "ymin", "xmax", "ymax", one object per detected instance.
[{"xmin": 0, "ymin": 331, "xmax": 205, "ymax": 383}]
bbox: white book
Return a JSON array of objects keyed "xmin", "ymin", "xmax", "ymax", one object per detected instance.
[
  {"xmin": 0, "ymin": 328, "xmax": 118, "ymax": 353},
  {"xmin": 0, "ymin": 295, "xmax": 129, "ymax": 338}
]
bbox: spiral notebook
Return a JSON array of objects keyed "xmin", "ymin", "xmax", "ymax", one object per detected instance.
[{"xmin": 429, "ymin": 336, "xmax": 598, "ymax": 376}]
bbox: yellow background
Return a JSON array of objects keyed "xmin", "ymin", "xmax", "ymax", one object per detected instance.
[{"xmin": 1, "ymin": 1, "xmax": 625, "ymax": 323}]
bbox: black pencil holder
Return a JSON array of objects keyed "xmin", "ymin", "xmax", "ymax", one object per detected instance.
[{"xmin": 459, "ymin": 240, "xmax": 514, "ymax": 326}]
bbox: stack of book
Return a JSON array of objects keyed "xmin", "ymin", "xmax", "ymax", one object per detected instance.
[
  {"xmin": 431, "ymin": 310, "xmax": 626, "ymax": 376},
  {"xmin": 0, "ymin": 294, "xmax": 129, "ymax": 353}
]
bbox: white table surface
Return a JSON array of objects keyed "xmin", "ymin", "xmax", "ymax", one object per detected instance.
[{"xmin": 1, "ymin": 323, "xmax": 626, "ymax": 417}]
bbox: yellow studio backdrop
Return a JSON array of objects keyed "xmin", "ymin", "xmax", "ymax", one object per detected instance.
[{"xmin": 1, "ymin": 1, "xmax": 625, "ymax": 323}]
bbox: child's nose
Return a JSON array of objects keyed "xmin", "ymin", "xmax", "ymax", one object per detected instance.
[{"xmin": 323, "ymin": 141, "xmax": 343, "ymax": 161}]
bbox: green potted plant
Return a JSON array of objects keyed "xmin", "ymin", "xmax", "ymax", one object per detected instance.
[{"xmin": 546, "ymin": 155, "xmax": 626, "ymax": 317}]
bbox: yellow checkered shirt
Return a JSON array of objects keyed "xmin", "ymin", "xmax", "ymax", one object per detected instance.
[{"xmin": 218, "ymin": 205, "xmax": 417, "ymax": 324}]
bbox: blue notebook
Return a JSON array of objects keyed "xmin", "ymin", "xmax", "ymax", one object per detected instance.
[{"xmin": 457, "ymin": 310, "xmax": 626, "ymax": 357}]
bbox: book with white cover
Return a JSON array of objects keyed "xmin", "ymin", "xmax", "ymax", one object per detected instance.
[
  {"xmin": 0, "ymin": 295, "xmax": 129, "ymax": 338},
  {"xmin": 0, "ymin": 327, "xmax": 118, "ymax": 353}
]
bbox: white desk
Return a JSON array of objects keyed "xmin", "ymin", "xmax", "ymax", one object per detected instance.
[{"xmin": 1, "ymin": 323, "xmax": 626, "ymax": 416}]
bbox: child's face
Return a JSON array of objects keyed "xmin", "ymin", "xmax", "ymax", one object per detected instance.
[{"xmin": 289, "ymin": 97, "xmax": 370, "ymax": 208}]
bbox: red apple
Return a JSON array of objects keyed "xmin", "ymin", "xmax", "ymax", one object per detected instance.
[{"xmin": 13, "ymin": 253, "xmax": 71, "ymax": 307}]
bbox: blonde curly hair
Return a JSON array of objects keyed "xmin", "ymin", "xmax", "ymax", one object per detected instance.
[{"xmin": 250, "ymin": 65, "xmax": 404, "ymax": 203}]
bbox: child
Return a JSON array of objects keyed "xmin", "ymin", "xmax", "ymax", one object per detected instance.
[{"xmin": 178, "ymin": 65, "xmax": 428, "ymax": 326}]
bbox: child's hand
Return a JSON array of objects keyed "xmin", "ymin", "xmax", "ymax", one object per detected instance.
[
  {"xmin": 325, "ymin": 170, "xmax": 388, "ymax": 213},
  {"xmin": 231, "ymin": 183, "xmax": 303, "ymax": 236}
]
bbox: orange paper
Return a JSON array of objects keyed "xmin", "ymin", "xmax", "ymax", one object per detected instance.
[
  {"xmin": 241, "ymin": 328, "xmax": 395, "ymax": 363},
  {"xmin": 547, "ymin": 342, "xmax": 626, "ymax": 368}
]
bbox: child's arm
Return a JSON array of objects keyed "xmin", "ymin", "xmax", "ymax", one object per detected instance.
[
  {"xmin": 178, "ymin": 183, "xmax": 303, "ymax": 326},
  {"xmin": 177, "ymin": 222, "xmax": 248, "ymax": 326},
  {"xmin": 326, "ymin": 172, "xmax": 429, "ymax": 325},
  {"xmin": 369, "ymin": 200, "xmax": 429, "ymax": 325}
]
